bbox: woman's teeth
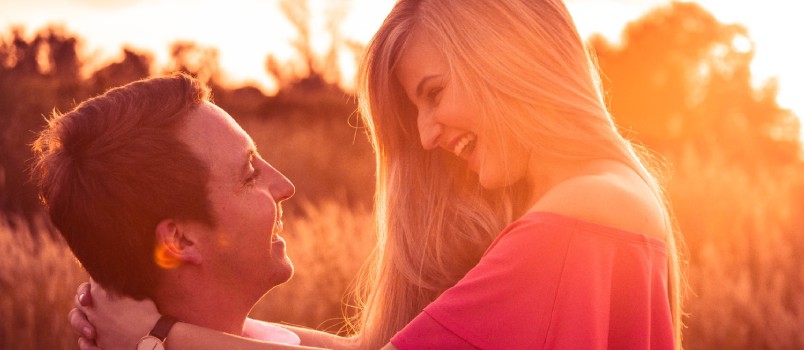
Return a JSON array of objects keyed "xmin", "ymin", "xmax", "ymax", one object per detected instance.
[{"xmin": 453, "ymin": 133, "xmax": 477, "ymax": 157}]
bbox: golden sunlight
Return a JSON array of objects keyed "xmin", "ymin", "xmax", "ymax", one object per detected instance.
[{"xmin": 693, "ymin": 0, "xmax": 804, "ymax": 131}]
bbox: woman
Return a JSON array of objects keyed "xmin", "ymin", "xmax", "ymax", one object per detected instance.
[{"xmin": 72, "ymin": 0, "xmax": 685, "ymax": 348}]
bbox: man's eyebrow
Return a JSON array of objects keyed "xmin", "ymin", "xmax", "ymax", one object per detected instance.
[{"xmin": 415, "ymin": 75, "xmax": 439, "ymax": 99}]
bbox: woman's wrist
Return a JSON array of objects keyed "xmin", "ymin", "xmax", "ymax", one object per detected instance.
[{"xmin": 136, "ymin": 315, "xmax": 176, "ymax": 350}]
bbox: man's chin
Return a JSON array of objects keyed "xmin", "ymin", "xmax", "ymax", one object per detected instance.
[
  {"xmin": 263, "ymin": 258, "xmax": 294, "ymax": 289},
  {"xmin": 278, "ymin": 258, "xmax": 294, "ymax": 283}
]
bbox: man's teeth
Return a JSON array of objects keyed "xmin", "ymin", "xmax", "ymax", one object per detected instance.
[{"xmin": 453, "ymin": 133, "xmax": 477, "ymax": 157}]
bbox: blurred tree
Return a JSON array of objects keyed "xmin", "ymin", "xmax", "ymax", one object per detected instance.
[
  {"xmin": 260, "ymin": 0, "xmax": 358, "ymax": 129},
  {"xmin": 164, "ymin": 41, "xmax": 222, "ymax": 86},
  {"xmin": 0, "ymin": 26, "xmax": 88, "ymax": 231},
  {"xmin": 266, "ymin": 0, "xmax": 352, "ymax": 94},
  {"xmin": 592, "ymin": 2, "xmax": 800, "ymax": 164},
  {"xmin": 42, "ymin": 25, "xmax": 81, "ymax": 84},
  {"xmin": 89, "ymin": 47, "xmax": 151, "ymax": 94},
  {"xmin": 280, "ymin": 0, "xmax": 314, "ymax": 80}
]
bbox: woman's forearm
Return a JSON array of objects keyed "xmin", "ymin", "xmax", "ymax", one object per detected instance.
[
  {"xmin": 166, "ymin": 322, "xmax": 328, "ymax": 350},
  {"xmin": 275, "ymin": 323, "xmax": 358, "ymax": 350}
]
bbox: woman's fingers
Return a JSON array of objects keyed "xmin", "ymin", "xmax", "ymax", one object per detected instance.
[
  {"xmin": 68, "ymin": 308, "xmax": 96, "ymax": 339},
  {"xmin": 78, "ymin": 336, "xmax": 103, "ymax": 350},
  {"xmin": 71, "ymin": 282, "xmax": 100, "ymax": 349},
  {"xmin": 75, "ymin": 282, "xmax": 92, "ymax": 307},
  {"xmin": 72, "ymin": 281, "xmax": 96, "ymax": 341}
]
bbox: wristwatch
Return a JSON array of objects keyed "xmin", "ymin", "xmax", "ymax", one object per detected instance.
[{"xmin": 136, "ymin": 315, "xmax": 179, "ymax": 350}]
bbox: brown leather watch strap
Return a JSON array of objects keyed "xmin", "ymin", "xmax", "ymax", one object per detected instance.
[{"xmin": 149, "ymin": 315, "xmax": 179, "ymax": 341}]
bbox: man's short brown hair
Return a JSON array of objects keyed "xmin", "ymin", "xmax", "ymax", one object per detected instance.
[{"xmin": 31, "ymin": 73, "xmax": 214, "ymax": 299}]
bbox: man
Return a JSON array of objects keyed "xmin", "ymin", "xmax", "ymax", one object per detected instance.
[{"xmin": 32, "ymin": 74, "xmax": 300, "ymax": 348}]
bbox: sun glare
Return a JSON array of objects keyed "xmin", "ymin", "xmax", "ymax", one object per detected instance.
[
  {"xmin": 690, "ymin": 0, "xmax": 804, "ymax": 131},
  {"xmin": 731, "ymin": 35, "xmax": 751, "ymax": 54}
]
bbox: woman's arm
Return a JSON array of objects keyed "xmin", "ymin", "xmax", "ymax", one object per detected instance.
[
  {"xmin": 74, "ymin": 281, "xmax": 350, "ymax": 350},
  {"xmin": 165, "ymin": 322, "xmax": 326, "ymax": 350},
  {"xmin": 264, "ymin": 321, "xmax": 357, "ymax": 350}
]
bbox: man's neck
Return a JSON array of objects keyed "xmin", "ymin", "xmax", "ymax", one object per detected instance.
[{"xmin": 152, "ymin": 274, "xmax": 258, "ymax": 336}]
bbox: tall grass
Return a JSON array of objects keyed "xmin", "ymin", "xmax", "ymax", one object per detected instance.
[
  {"xmin": 671, "ymin": 147, "xmax": 804, "ymax": 349},
  {"xmin": 0, "ymin": 216, "xmax": 88, "ymax": 350}
]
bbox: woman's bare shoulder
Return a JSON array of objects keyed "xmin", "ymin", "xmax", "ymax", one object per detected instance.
[{"xmin": 530, "ymin": 161, "xmax": 667, "ymax": 241}]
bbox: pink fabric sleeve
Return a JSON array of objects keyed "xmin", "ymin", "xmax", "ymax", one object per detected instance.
[
  {"xmin": 389, "ymin": 311, "xmax": 479, "ymax": 349},
  {"xmin": 391, "ymin": 212, "xmax": 673, "ymax": 350}
]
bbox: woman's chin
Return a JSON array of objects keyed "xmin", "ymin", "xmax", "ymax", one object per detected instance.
[
  {"xmin": 477, "ymin": 167, "xmax": 523, "ymax": 190},
  {"xmin": 477, "ymin": 172, "xmax": 505, "ymax": 190}
]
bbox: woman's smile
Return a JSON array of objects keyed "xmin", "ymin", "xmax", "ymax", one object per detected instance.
[{"xmin": 451, "ymin": 132, "xmax": 477, "ymax": 158}]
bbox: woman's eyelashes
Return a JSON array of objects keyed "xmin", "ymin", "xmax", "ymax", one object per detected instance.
[{"xmin": 426, "ymin": 86, "xmax": 443, "ymax": 106}]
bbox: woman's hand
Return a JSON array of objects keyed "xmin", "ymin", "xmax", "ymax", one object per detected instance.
[
  {"xmin": 73, "ymin": 280, "xmax": 161, "ymax": 350},
  {"xmin": 69, "ymin": 282, "xmax": 101, "ymax": 350}
]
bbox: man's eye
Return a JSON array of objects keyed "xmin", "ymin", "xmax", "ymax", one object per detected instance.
[{"xmin": 246, "ymin": 167, "xmax": 260, "ymax": 183}]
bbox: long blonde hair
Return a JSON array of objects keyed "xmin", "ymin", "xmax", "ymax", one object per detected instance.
[{"xmin": 354, "ymin": 0, "xmax": 686, "ymax": 348}]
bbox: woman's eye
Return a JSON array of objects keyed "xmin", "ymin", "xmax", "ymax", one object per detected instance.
[{"xmin": 427, "ymin": 87, "xmax": 443, "ymax": 104}]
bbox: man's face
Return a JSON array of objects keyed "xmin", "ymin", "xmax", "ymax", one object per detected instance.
[{"xmin": 180, "ymin": 102, "xmax": 295, "ymax": 296}]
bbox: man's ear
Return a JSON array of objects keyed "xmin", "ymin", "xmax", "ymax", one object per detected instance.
[{"xmin": 154, "ymin": 219, "xmax": 203, "ymax": 268}]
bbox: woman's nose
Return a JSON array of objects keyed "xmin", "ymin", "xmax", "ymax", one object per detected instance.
[{"xmin": 417, "ymin": 111, "xmax": 443, "ymax": 150}]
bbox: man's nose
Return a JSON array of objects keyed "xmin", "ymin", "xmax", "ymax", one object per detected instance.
[
  {"xmin": 267, "ymin": 166, "xmax": 295, "ymax": 202},
  {"xmin": 417, "ymin": 111, "xmax": 442, "ymax": 150}
]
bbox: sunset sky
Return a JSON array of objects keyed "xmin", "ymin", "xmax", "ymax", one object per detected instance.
[{"xmin": 1, "ymin": 0, "xmax": 801, "ymax": 129}]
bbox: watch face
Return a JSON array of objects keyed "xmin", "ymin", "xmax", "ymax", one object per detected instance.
[{"xmin": 137, "ymin": 335, "xmax": 165, "ymax": 350}]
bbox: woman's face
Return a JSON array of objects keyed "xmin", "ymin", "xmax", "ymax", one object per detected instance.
[{"xmin": 394, "ymin": 30, "xmax": 531, "ymax": 189}]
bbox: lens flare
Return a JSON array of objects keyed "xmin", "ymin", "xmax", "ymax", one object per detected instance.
[{"xmin": 154, "ymin": 244, "xmax": 182, "ymax": 269}]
